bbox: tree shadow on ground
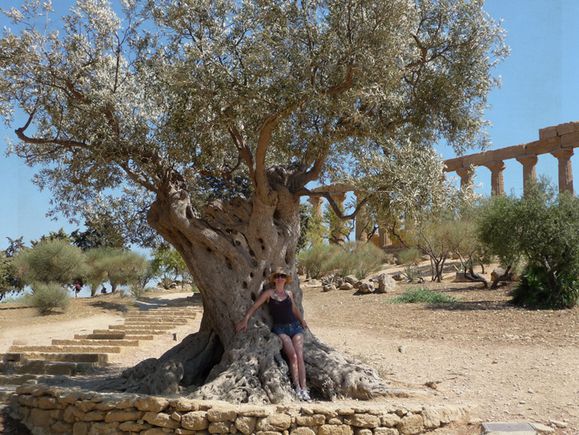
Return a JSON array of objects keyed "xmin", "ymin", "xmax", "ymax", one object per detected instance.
[
  {"xmin": 135, "ymin": 293, "xmax": 203, "ymax": 310},
  {"xmin": 426, "ymin": 299, "xmax": 514, "ymax": 312},
  {"xmin": 88, "ymin": 301, "xmax": 130, "ymax": 313}
]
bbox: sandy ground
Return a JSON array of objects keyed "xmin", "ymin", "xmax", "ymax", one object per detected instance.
[
  {"xmin": 303, "ymin": 278, "xmax": 579, "ymax": 433},
  {"xmin": 1, "ymin": 277, "xmax": 578, "ymax": 433}
]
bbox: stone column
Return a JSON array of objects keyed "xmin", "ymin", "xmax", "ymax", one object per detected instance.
[
  {"xmin": 329, "ymin": 192, "xmax": 347, "ymax": 245},
  {"xmin": 456, "ymin": 166, "xmax": 474, "ymax": 189},
  {"xmin": 378, "ymin": 227, "xmax": 391, "ymax": 248},
  {"xmin": 309, "ymin": 196, "xmax": 322, "ymax": 219},
  {"xmin": 552, "ymin": 149, "xmax": 574, "ymax": 194},
  {"xmin": 354, "ymin": 192, "xmax": 369, "ymax": 242},
  {"xmin": 484, "ymin": 161, "xmax": 506, "ymax": 196},
  {"xmin": 515, "ymin": 155, "xmax": 538, "ymax": 194}
]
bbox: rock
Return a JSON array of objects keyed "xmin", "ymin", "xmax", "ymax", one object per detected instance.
[
  {"xmin": 291, "ymin": 427, "xmax": 316, "ymax": 435},
  {"xmin": 295, "ymin": 414, "xmax": 325, "ymax": 426},
  {"xmin": 235, "ymin": 416, "xmax": 257, "ymax": 434},
  {"xmin": 169, "ymin": 398, "xmax": 198, "ymax": 412},
  {"xmin": 142, "ymin": 411, "xmax": 180, "ymax": 429},
  {"xmin": 318, "ymin": 424, "xmax": 353, "ymax": 435},
  {"xmin": 549, "ymin": 419, "xmax": 568, "ymax": 428},
  {"xmin": 181, "ymin": 411, "xmax": 209, "ymax": 431},
  {"xmin": 373, "ymin": 273, "xmax": 395, "ymax": 293},
  {"xmin": 208, "ymin": 421, "xmax": 230, "ymax": 433},
  {"xmin": 104, "ymin": 410, "xmax": 142, "ymax": 422},
  {"xmin": 374, "ymin": 428, "xmax": 399, "ymax": 435},
  {"xmin": 397, "ymin": 414, "xmax": 424, "ymax": 434},
  {"xmin": 339, "ymin": 283, "xmax": 354, "ymax": 290},
  {"xmin": 344, "ymin": 413, "xmax": 380, "ymax": 428},
  {"xmin": 356, "ymin": 282, "xmax": 374, "ymax": 294},
  {"xmin": 256, "ymin": 414, "xmax": 292, "ymax": 431},
  {"xmin": 118, "ymin": 421, "xmax": 151, "ymax": 432},
  {"xmin": 530, "ymin": 423, "xmax": 555, "ymax": 433},
  {"xmin": 381, "ymin": 413, "xmax": 401, "ymax": 427},
  {"xmin": 322, "ymin": 284, "xmax": 336, "ymax": 292},
  {"xmin": 72, "ymin": 421, "xmax": 89, "ymax": 435},
  {"xmin": 28, "ymin": 408, "xmax": 53, "ymax": 427},
  {"xmin": 344, "ymin": 275, "xmax": 357, "ymax": 285},
  {"xmin": 392, "ymin": 272, "xmax": 404, "ymax": 281},
  {"xmin": 51, "ymin": 421, "xmax": 73, "ymax": 433},
  {"xmin": 207, "ymin": 407, "xmax": 237, "ymax": 422},
  {"xmin": 134, "ymin": 396, "xmax": 169, "ymax": 412}
]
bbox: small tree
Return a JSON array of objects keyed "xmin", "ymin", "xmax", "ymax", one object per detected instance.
[
  {"xmin": 151, "ymin": 246, "xmax": 189, "ymax": 288},
  {"xmin": 0, "ymin": 253, "xmax": 20, "ymax": 300},
  {"xmin": 30, "ymin": 229, "xmax": 72, "ymax": 247},
  {"xmin": 14, "ymin": 239, "xmax": 87, "ymax": 287},
  {"xmin": 478, "ymin": 181, "xmax": 579, "ymax": 308},
  {"xmin": 397, "ymin": 247, "xmax": 422, "ymax": 283},
  {"xmin": 85, "ymin": 248, "xmax": 149, "ymax": 295}
]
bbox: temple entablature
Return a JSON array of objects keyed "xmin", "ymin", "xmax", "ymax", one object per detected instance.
[{"xmin": 445, "ymin": 121, "xmax": 578, "ymax": 195}]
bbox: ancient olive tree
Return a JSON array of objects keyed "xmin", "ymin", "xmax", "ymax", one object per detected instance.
[{"xmin": 0, "ymin": 0, "xmax": 505, "ymax": 402}]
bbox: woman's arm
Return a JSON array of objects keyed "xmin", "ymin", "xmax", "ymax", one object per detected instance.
[
  {"xmin": 235, "ymin": 289, "xmax": 272, "ymax": 333},
  {"xmin": 288, "ymin": 291, "xmax": 308, "ymax": 330}
]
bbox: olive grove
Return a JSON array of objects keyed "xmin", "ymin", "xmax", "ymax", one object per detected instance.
[{"xmin": 0, "ymin": 0, "xmax": 506, "ymax": 403}]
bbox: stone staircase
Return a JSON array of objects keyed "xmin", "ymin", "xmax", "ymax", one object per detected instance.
[{"xmin": 0, "ymin": 306, "xmax": 199, "ymax": 407}]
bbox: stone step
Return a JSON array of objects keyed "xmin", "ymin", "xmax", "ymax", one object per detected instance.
[
  {"xmin": 9, "ymin": 345, "xmax": 121, "ymax": 354},
  {"xmin": 123, "ymin": 318, "xmax": 189, "ymax": 324},
  {"xmin": 92, "ymin": 329, "xmax": 163, "ymax": 336},
  {"xmin": 76, "ymin": 333, "xmax": 154, "ymax": 341},
  {"xmin": 2, "ymin": 353, "xmax": 108, "ymax": 364},
  {"xmin": 109, "ymin": 324, "xmax": 174, "ymax": 331},
  {"xmin": 76, "ymin": 332, "xmax": 126, "ymax": 339},
  {"xmin": 129, "ymin": 310, "xmax": 198, "ymax": 316},
  {"xmin": 52, "ymin": 339, "xmax": 139, "ymax": 347},
  {"xmin": 2, "ymin": 360, "xmax": 97, "ymax": 376}
]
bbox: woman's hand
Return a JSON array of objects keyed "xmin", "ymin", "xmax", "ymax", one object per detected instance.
[{"xmin": 235, "ymin": 318, "xmax": 248, "ymax": 333}]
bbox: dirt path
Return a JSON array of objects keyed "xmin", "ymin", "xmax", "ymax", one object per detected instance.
[
  {"xmin": 303, "ymin": 280, "xmax": 579, "ymax": 432},
  {"xmin": 1, "ymin": 283, "xmax": 577, "ymax": 432}
]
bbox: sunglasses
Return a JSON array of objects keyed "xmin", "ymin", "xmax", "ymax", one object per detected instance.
[{"xmin": 274, "ymin": 274, "xmax": 287, "ymax": 279}]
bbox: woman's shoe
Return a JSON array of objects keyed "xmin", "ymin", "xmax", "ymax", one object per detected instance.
[{"xmin": 301, "ymin": 388, "xmax": 312, "ymax": 401}]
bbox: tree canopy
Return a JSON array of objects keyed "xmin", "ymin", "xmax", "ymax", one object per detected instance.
[
  {"xmin": 0, "ymin": 0, "xmax": 507, "ymax": 402},
  {"xmin": 1, "ymin": 0, "xmax": 506, "ymax": 236}
]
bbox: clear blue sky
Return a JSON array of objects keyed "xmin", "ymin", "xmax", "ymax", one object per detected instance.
[{"xmin": 1, "ymin": 0, "xmax": 578, "ymax": 250}]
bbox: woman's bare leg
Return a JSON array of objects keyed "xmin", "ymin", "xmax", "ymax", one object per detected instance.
[
  {"xmin": 291, "ymin": 333, "xmax": 306, "ymax": 389},
  {"xmin": 278, "ymin": 334, "xmax": 299, "ymax": 387}
]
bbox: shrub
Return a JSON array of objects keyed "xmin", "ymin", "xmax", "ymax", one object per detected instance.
[
  {"xmin": 512, "ymin": 265, "xmax": 578, "ymax": 309},
  {"xmin": 14, "ymin": 240, "xmax": 87, "ymax": 286},
  {"xmin": 85, "ymin": 248, "xmax": 149, "ymax": 295},
  {"xmin": 299, "ymin": 242, "xmax": 386, "ymax": 279},
  {"xmin": 390, "ymin": 287, "xmax": 456, "ymax": 304},
  {"xmin": 26, "ymin": 282, "xmax": 70, "ymax": 314},
  {"xmin": 478, "ymin": 181, "xmax": 579, "ymax": 309},
  {"xmin": 298, "ymin": 243, "xmax": 341, "ymax": 279},
  {"xmin": 397, "ymin": 248, "xmax": 422, "ymax": 282}
]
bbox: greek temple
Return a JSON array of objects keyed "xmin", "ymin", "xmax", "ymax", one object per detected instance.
[{"xmin": 309, "ymin": 122, "xmax": 578, "ymax": 247}]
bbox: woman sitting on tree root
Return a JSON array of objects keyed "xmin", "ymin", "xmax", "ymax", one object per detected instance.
[{"xmin": 235, "ymin": 267, "xmax": 310, "ymax": 401}]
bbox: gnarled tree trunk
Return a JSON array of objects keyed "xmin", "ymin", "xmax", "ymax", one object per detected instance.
[{"xmin": 108, "ymin": 182, "xmax": 392, "ymax": 403}]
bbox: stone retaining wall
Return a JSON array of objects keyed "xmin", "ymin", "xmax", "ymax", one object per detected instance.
[{"xmin": 9, "ymin": 384, "xmax": 470, "ymax": 434}]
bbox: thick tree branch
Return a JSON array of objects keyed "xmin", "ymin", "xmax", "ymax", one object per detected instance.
[
  {"xmin": 298, "ymin": 187, "xmax": 369, "ymax": 220},
  {"xmin": 255, "ymin": 99, "xmax": 305, "ymax": 202}
]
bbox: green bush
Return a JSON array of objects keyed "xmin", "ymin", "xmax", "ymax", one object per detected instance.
[
  {"xmin": 298, "ymin": 242, "xmax": 386, "ymax": 279},
  {"xmin": 85, "ymin": 248, "xmax": 149, "ymax": 295},
  {"xmin": 512, "ymin": 265, "xmax": 578, "ymax": 309},
  {"xmin": 478, "ymin": 182, "xmax": 579, "ymax": 309},
  {"xmin": 390, "ymin": 287, "xmax": 456, "ymax": 304},
  {"xmin": 298, "ymin": 243, "xmax": 341, "ymax": 279},
  {"xmin": 14, "ymin": 240, "xmax": 87, "ymax": 286},
  {"xmin": 25, "ymin": 282, "xmax": 70, "ymax": 314}
]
